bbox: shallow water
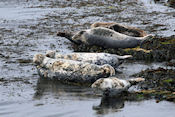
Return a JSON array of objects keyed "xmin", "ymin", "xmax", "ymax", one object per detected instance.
[
  {"xmin": 2, "ymin": 79, "xmax": 175, "ymax": 117},
  {"xmin": 0, "ymin": 0, "xmax": 175, "ymax": 117}
]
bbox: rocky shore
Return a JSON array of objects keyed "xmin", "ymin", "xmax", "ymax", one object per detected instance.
[
  {"xmin": 70, "ymin": 35, "xmax": 175, "ymax": 102},
  {"xmin": 130, "ymin": 67, "xmax": 175, "ymax": 102}
]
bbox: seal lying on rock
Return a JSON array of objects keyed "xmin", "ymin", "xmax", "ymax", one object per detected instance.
[
  {"xmin": 91, "ymin": 77, "xmax": 145, "ymax": 97},
  {"xmin": 33, "ymin": 54, "xmax": 115, "ymax": 83},
  {"xmin": 91, "ymin": 22, "xmax": 147, "ymax": 37},
  {"xmin": 46, "ymin": 50, "xmax": 132, "ymax": 68},
  {"xmin": 71, "ymin": 27, "xmax": 153, "ymax": 49}
]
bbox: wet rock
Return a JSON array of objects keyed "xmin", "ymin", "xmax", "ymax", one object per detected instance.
[
  {"xmin": 17, "ymin": 59, "xmax": 32, "ymax": 64},
  {"xmin": 166, "ymin": 59, "xmax": 175, "ymax": 67},
  {"xmin": 133, "ymin": 67, "xmax": 175, "ymax": 91},
  {"xmin": 129, "ymin": 67, "xmax": 175, "ymax": 102}
]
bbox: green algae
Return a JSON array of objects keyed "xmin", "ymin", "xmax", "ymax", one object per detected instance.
[
  {"xmin": 163, "ymin": 79, "xmax": 174, "ymax": 83},
  {"xmin": 131, "ymin": 67, "xmax": 175, "ymax": 102},
  {"xmin": 160, "ymin": 38, "xmax": 175, "ymax": 45},
  {"xmin": 124, "ymin": 90, "xmax": 175, "ymax": 102},
  {"xmin": 124, "ymin": 46, "xmax": 151, "ymax": 53}
]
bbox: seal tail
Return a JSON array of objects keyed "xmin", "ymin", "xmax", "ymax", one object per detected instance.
[
  {"xmin": 116, "ymin": 55, "xmax": 133, "ymax": 60},
  {"xmin": 127, "ymin": 77, "xmax": 145, "ymax": 85},
  {"xmin": 144, "ymin": 34, "xmax": 153, "ymax": 39},
  {"xmin": 140, "ymin": 34, "xmax": 153, "ymax": 41}
]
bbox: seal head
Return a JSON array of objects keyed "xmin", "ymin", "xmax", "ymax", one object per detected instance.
[
  {"xmin": 46, "ymin": 50, "xmax": 56, "ymax": 58},
  {"xmin": 33, "ymin": 54, "xmax": 45, "ymax": 65},
  {"xmin": 72, "ymin": 30, "xmax": 86, "ymax": 44}
]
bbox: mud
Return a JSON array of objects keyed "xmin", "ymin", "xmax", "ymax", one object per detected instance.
[{"xmin": 1, "ymin": 0, "xmax": 175, "ymax": 117}]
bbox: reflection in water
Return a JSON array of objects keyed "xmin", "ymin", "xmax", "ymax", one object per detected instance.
[
  {"xmin": 33, "ymin": 78, "xmax": 100, "ymax": 100},
  {"xmin": 34, "ymin": 78, "xmax": 126, "ymax": 116},
  {"xmin": 93, "ymin": 96, "xmax": 125, "ymax": 115}
]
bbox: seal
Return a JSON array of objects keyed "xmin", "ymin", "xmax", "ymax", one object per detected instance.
[
  {"xmin": 45, "ymin": 50, "xmax": 132, "ymax": 68},
  {"xmin": 71, "ymin": 27, "xmax": 153, "ymax": 49},
  {"xmin": 33, "ymin": 54, "xmax": 115, "ymax": 83},
  {"xmin": 91, "ymin": 22, "xmax": 147, "ymax": 37},
  {"xmin": 91, "ymin": 77, "xmax": 145, "ymax": 97}
]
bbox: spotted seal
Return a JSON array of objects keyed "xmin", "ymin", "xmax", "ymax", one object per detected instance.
[
  {"xmin": 91, "ymin": 77, "xmax": 145, "ymax": 97},
  {"xmin": 33, "ymin": 54, "xmax": 115, "ymax": 83},
  {"xmin": 71, "ymin": 27, "xmax": 153, "ymax": 49},
  {"xmin": 45, "ymin": 50, "xmax": 132, "ymax": 68},
  {"xmin": 91, "ymin": 22, "xmax": 147, "ymax": 37}
]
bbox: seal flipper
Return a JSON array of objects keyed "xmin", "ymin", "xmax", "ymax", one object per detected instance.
[
  {"xmin": 115, "ymin": 55, "xmax": 133, "ymax": 68},
  {"xmin": 127, "ymin": 77, "xmax": 145, "ymax": 85},
  {"xmin": 143, "ymin": 34, "xmax": 154, "ymax": 40},
  {"xmin": 116, "ymin": 55, "xmax": 133, "ymax": 60}
]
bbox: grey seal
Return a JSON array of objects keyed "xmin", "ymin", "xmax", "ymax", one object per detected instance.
[
  {"xmin": 46, "ymin": 50, "xmax": 132, "ymax": 68},
  {"xmin": 91, "ymin": 77, "xmax": 145, "ymax": 97},
  {"xmin": 91, "ymin": 22, "xmax": 147, "ymax": 37},
  {"xmin": 33, "ymin": 54, "xmax": 115, "ymax": 83},
  {"xmin": 71, "ymin": 27, "xmax": 153, "ymax": 49}
]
